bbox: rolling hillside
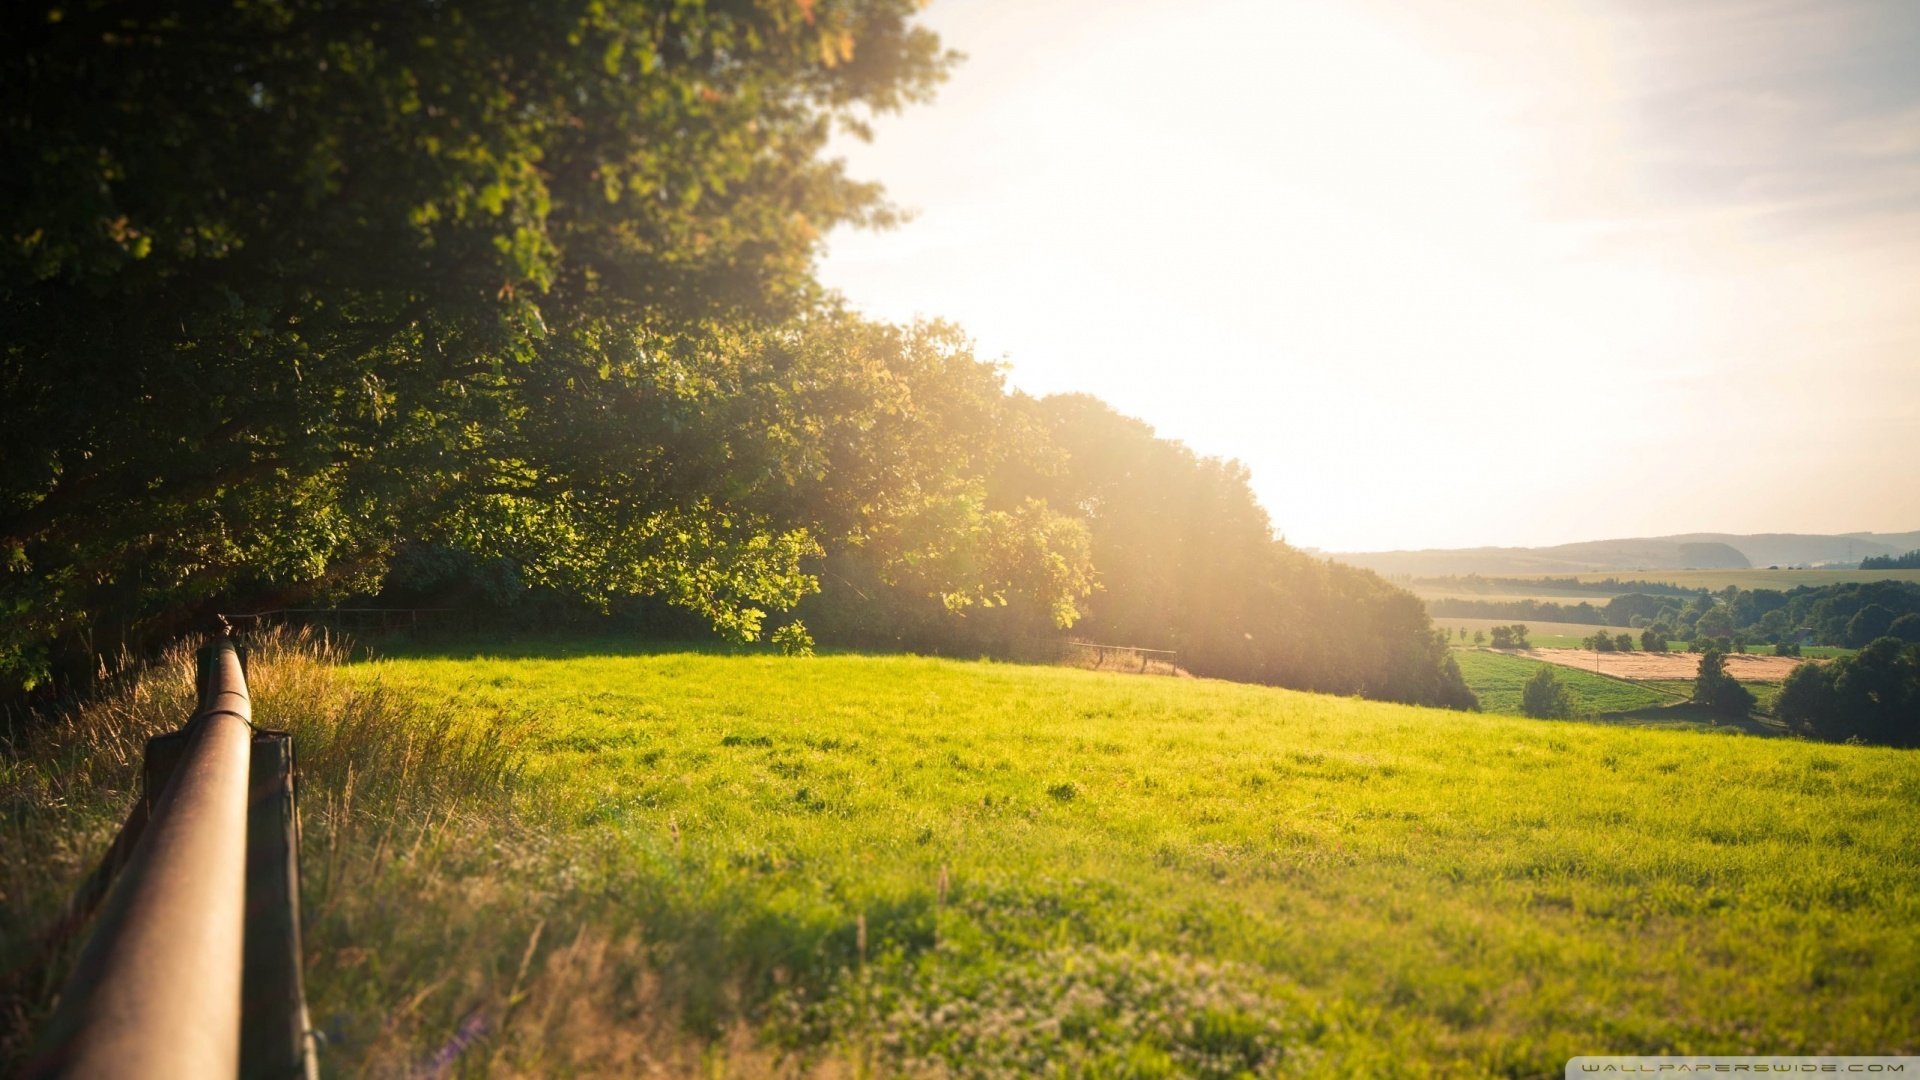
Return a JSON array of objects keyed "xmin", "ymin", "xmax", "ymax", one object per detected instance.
[{"xmin": 1334, "ymin": 531, "xmax": 1920, "ymax": 576}]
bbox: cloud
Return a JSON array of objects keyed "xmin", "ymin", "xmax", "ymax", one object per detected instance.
[{"xmin": 1596, "ymin": 0, "xmax": 1920, "ymax": 234}]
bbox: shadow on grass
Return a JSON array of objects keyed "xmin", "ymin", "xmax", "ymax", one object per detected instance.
[
  {"xmin": 1593, "ymin": 700, "xmax": 1792, "ymax": 736},
  {"xmin": 352, "ymin": 632, "xmax": 804, "ymax": 664},
  {"xmin": 351, "ymin": 630, "xmax": 1058, "ymax": 668}
]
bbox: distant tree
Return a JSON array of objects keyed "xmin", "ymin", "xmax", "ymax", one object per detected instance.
[
  {"xmin": 1848, "ymin": 605, "xmax": 1898, "ymax": 647},
  {"xmin": 1005, "ymin": 395, "xmax": 1478, "ymax": 709},
  {"xmin": 1774, "ymin": 641, "xmax": 1801, "ymax": 657},
  {"xmin": 1893, "ymin": 613, "xmax": 1920, "ymax": 643},
  {"xmin": 1694, "ymin": 607, "xmax": 1734, "ymax": 639},
  {"xmin": 1473, "ymin": 630, "xmax": 1486, "ymax": 646},
  {"xmin": 1521, "ymin": 665, "xmax": 1574, "ymax": 719},
  {"xmin": 1693, "ymin": 647, "xmax": 1754, "ymax": 717},
  {"xmin": 1582, "ymin": 631, "xmax": 1615, "ymax": 652},
  {"xmin": 1641, "ymin": 625, "xmax": 1670, "ymax": 652},
  {"xmin": 1614, "ymin": 633, "xmax": 1635, "ymax": 653},
  {"xmin": 1775, "ymin": 638, "xmax": 1920, "ymax": 746},
  {"xmin": 1489, "ymin": 624, "xmax": 1529, "ymax": 649},
  {"xmin": 1860, "ymin": 550, "xmax": 1920, "ymax": 570},
  {"xmin": 1604, "ymin": 593, "xmax": 1669, "ymax": 628}
]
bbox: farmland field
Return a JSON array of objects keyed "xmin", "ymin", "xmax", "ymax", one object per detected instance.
[
  {"xmin": 1411, "ymin": 569, "xmax": 1920, "ymax": 607},
  {"xmin": 1449, "ymin": 649, "xmax": 1680, "ymax": 716},
  {"xmin": 311, "ymin": 642, "xmax": 1920, "ymax": 1074},
  {"xmin": 1432, "ymin": 616, "xmax": 1620, "ymax": 649},
  {"xmin": 1523, "ymin": 647, "xmax": 1808, "ymax": 683},
  {"xmin": 1538, "ymin": 569, "xmax": 1920, "ymax": 593}
]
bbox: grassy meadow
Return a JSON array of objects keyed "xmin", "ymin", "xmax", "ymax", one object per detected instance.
[
  {"xmin": 9, "ymin": 636, "xmax": 1919, "ymax": 1077},
  {"xmin": 350, "ymin": 641, "xmax": 1919, "ymax": 1074}
]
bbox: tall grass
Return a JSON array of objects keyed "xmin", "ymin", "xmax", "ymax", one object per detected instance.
[{"xmin": 0, "ymin": 630, "xmax": 580, "ymax": 1077}]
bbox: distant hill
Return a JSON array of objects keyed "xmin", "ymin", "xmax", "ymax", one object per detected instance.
[{"xmin": 1333, "ymin": 531, "xmax": 1920, "ymax": 577}]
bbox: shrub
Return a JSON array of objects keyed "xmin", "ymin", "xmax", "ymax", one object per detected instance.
[
  {"xmin": 1613, "ymin": 634, "xmax": 1635, "ymax": 653},
  {"xmin": 772, "ymin": 621, "xmax": 817, "ymax": 658},
  {"xmin": 1521, "ymin": 666, "xmax": 1573, "ymax": 719}
]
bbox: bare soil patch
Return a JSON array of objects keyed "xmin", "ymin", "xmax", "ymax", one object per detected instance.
[{"xmin": 1519, "ymin": 648, "xmax": 1810, "ymax": 682}]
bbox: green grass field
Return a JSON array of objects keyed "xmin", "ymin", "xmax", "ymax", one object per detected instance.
[
  {"xmin": 1449, "ymin": 649, "xmax": 1680, "ymax": 716},
  {"xmin": 317, "ymin": 642, "xmax": 1920, "ymax": 1074}
]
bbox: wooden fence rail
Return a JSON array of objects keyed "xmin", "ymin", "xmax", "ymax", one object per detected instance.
[{"xmin": 1064, "ymin": 640, "xmax": 1181, "ymax": 674}]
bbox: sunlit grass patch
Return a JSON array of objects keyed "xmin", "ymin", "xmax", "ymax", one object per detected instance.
[{"xmin": 351, "ymin": 646, "xmax": 1920, "ymax": 1074}]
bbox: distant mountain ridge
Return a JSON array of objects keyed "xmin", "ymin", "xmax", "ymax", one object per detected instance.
[{"xmin": 1332, "ymin": 532, "xmax": 1920, "ymax": 577}]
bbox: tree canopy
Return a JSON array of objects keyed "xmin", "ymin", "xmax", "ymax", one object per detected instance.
[
  {"xmin": 1776, "ymin": 638, "xmax": 1920, "ymax": 747},
  {"xmin": 2, "ymin": 0, "xmax": 952, "ymax": 684},
  {"xmin": 3, "ymin": 0, "xmax": 1475, "ymax": 714}
]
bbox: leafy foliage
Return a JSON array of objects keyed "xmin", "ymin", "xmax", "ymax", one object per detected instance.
[
  {"xmin": 1860, "ymin": 550, "xmax": 1920, "ymax": 571},
  {"xmin": 1007, "ymin": 396, "xmax": 1473, "ymax": 707},
  {"xmin": 0, "ymin": 0, "xmax": 957, "ymax": 685},
  {"xmin": 1520, "ymin": 664, "xmax": 1572, "ymax": 719},
  {"xmin": 1775, "ymin": 637, "xmax": 1920, "ymax": 747},
  {"xmin": 1487, "ymin": 624, "xmax": 1530, "ymax": 650},
  {"xmin": 1692, "ymin": 647, "xmax": 1754, "ymax": 716},
  {"xmin": 2, "ymin": 0, "xmax": 1470, "ymax": 714}
]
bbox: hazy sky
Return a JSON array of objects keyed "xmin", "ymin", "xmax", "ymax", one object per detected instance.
[{"xmin": 818, "ymin": 0, "xmax": 1920, "ymax": 552}]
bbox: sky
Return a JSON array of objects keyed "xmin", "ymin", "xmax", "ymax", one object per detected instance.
[{"xmin": 816, "ymin": 0, "xmax": 1920, "ymax": 553}]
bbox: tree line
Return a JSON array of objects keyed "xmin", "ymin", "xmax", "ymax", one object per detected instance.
[
  {"xmin": 1, "ymin": 0, "xmax": 1472, "ymax": 711},
  {"xmin": 1860, "ymin": 550, "xmax": 1920, "ymax": 570},
  {"xmin": 1411, "ymin": 575, "xmax": 1693, "ymax": 598},
  {"xmin": 1433, "ymin": 582, "xmax": 1920, "ymax": 650}
]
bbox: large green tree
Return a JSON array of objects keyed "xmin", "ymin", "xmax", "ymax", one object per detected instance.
[
  {"xmin": 1775, "ymin": 637, "xmax": 1920, "ymax": 747},
  {"xmin": 2, "ymin": 0, "xmax": 954, "ymax": 688}
]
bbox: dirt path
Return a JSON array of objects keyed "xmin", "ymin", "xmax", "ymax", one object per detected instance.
[{"xmin": 1520, "ymin": 648, "xmax": 1811, "ymax": 682}]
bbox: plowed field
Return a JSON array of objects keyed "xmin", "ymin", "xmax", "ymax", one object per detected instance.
[{"xmin": 1521, "ymin": 647, "xmax": 1809, "ymax": 682}]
